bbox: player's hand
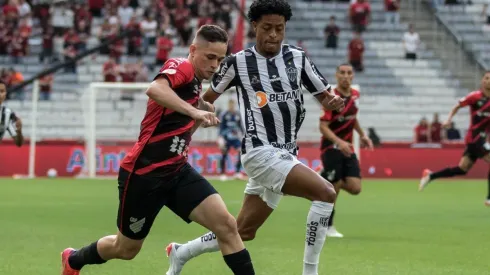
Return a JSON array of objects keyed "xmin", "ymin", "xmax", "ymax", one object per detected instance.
[
  {"xmin": 361, "ymin": 135, "xmax": 374, "ymax": 151},
  {"xmin": 191, "ymin": 109, "xmax": 220, "ymax": 127},
  {"xmin": 442, "ymin": 120, "xmax": 451, "ymax": 129},
  {"xmin": 337, "ymin": 140, "xmax": 353, "ymax": 157},
  {"xmin": 15, "ymin": 118, "xmax": 22, "ymax": 131},
  {"xmin": 322, "ymin": 92, "xmax": 344, "ymax": 111}
]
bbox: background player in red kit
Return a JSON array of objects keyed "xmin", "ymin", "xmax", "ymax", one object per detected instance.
[
  {"xmin": 60, "ymin": 25, "xmax": 256, "ymax": 275},
  {"xmin": 419, "ymin": 71, "xmax": 490, "ymax": 207},
  {"xmin": 319, "ymin": 63, "xmax": 373, "ymax": 237}
]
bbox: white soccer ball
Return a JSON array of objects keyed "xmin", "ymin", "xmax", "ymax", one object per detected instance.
[{"xmin": 47, "ymin": 168, "xmax": 58, "ymax": 178}]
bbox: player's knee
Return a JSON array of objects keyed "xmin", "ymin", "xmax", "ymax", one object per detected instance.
[
  {"xmin": 238, "ymin": 225, "xmax": 257, "ymax": 241},
  {"xmin": 116, "ymin": 243, "xmax": 142, "ymax": 260},
  {"xmin": 213, "ymin": 213, "xmax": 239, "ymax": 241},
  {"xmin": 314, "ymin": 180, "xmax": 337, "ymax": 203},
  {"xmin": 349, "ymin": 185, "xmax": 362, "ymax": 195}
]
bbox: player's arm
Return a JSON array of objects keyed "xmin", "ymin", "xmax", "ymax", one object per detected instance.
[
  {"xmin": 301, "ymin": 54, "xmax": 344, "ymax": 111},
  {"xmin": 354, "ymin": 119, "xmax": 373, "ymax": 150},
  {"xmin": 8, "ymin": 114, "xmax": 23, "ymax": 147},
  {"xmin": 443, "ymin": 104, "xmax": 461, "ymax": 128},
  {"xmin": 319, "ymin": 112, "xmax": 352, "ymax": 157},
  {"xmin": 146, "ymin": 78, "xmax": 218, "ymax": 126}
]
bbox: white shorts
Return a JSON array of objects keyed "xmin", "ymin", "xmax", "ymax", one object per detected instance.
[{"xmin": 241, "ymin": 145, "xmax": 302, "ymax": 209}]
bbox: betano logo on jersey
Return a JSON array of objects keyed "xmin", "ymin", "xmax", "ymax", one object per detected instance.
[{"xmin": 256, "ymin": 89, "xmax": 300, "ymax": 108}]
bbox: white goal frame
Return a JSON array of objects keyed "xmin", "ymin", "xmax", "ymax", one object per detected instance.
[{"xmin": 81, "ymin": 82, "xmax": 360, "ymax": 178}]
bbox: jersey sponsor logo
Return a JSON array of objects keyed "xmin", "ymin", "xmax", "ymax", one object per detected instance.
[
  {"xmin": 477, "ymin": 111, "xmax": 490, "ymax": 117},
  {"xmin": 336, "ymin": 114, "xmax": 356, "ymax": 122},
  {"xmin": 256, "ymin": 89, "xmax": 301, "ymax": 108},
  {"xmin": 270, "ymin": 74, "xmax": 281, "ymax": 83},
  {"xmin": 162, "ymin": 69, "xmax": 176, "ymax": 75},
  {"xmin": 271, "ymin": 141, "xmax": 297, "ymax": 150},
  {"xmin": 170, "ymin": 136, "xmax": 188, "ymax": 156},
  {"xmin": 246, "ymin": 107, "xmax": 255, "ymax": 132}
]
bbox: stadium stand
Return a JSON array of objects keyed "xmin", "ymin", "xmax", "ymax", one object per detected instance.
[{"xmin": 0, "ymin": 0, "xmax": 481, "ymax": 142}]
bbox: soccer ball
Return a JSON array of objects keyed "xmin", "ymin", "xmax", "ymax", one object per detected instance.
[{"xmin": 47, "ymin": 168, "xmax": 58, "ymax": 178}]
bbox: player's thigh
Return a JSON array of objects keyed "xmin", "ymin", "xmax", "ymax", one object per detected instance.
[
  {"xmin": 282, "ymin": 163, "xmax": 336, "ymax": 203},
  {"xmin": 320, "ymin": 149, "xmax": 344, "ymax": 186},
  {"xmin": 341, "ymin": 154, "xmax": 362, "ymax": 195},
  {"xmin": 117, "ymin": 168, "xmax": 169, "ymax": 241},
  {"xmin": 483, "ymin": 153, "xmax": 490, "ymax": 163},
  {"xmin": 458, "ymin": 155, "xmax": 475, "ymax": 172}
]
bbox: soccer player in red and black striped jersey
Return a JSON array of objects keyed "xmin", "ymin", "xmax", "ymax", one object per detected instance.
[
  {"xmin": 319, "ymin": 64, "xmax": 373, "ymax": 237},
  {"xmin": 61, "ymin": 25, "xmax": 256, "ymax": 275},
  {"xmin": 419, "ymin": 71, "xmax": 490, "ymax": 207}
]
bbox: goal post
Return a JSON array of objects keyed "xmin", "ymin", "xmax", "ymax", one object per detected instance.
[{"xmin": 82, "ymin": 82, "xmax": 360, "ymax": 178}]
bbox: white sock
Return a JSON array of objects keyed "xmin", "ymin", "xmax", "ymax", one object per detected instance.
[
  {"xmin": 175, "ymin": 231, "xmax": 220, "ymax": 262},
  {"xmin": 303, "ymin": 201, "xmax": 334, "ymax": 275}
]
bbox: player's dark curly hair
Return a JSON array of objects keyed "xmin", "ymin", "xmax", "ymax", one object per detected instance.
[{"xmin": 247, "ymin": 0, "xmax": 293, "ymax": 23}]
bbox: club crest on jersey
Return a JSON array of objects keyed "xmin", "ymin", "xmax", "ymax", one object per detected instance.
[
  {"xmin": 286, "ymin": 67, "xmax": 298, "ymax": 83},
  {"xmin": 251, "ymin": 75, "xmax": 260, "ymax": 85}
]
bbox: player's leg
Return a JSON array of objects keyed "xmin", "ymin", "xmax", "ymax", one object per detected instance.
[
  {"xmin": 482, "ymin": 154, "xmax": 490, "ymax": 206},
  {"xmin": 62, "ymin": 169, "xmax": 166, "ymax": 274},
  {"xmin": 220, "ymin": 143, "xmax": 230, "ymax": 176},
  {"xmin": 167, "ymin": 179, "xmax": 277, "ymax": 273},
  {"xmin": 341, "ymin": 153, "xmax": 362, "ymax": 195},
  {"xmin": 419, "ymin": 153, "xmax": 474, "ymax": 191},
  {"xmin": 165, "ymin": 164, "xmax": 255, "ymax": 275}
]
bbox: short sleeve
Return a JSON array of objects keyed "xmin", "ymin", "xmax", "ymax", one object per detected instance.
[
  {"xmin": 301, "ymin": 55, "xmax": 330, "ymax": 96},
  {"xmin": 155, "ymin": 58, "xmax": 194, "ymax": 89},
  {"xmin": 320, "ymin": 109, "xmax": 333, "ymax": 121},
  {"xmin": 211, "ymin": 55, "xmax": 237, "ymax": 94},
  {"xmin": 459, "ymin": 91, "xmax": 479, "ymax": 107}
]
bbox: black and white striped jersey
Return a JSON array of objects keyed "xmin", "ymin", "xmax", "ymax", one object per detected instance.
[
  {"xmin": 211, "ymin": 44, "xmax": 330, "ymax": 155},
  {"xmin": 0, "ymin": 104, "xmax": 18, "ymax": 141}
]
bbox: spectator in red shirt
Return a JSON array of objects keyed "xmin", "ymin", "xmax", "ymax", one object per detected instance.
[
  {"xmin": 350, "ymin": 0, "xmax": 371, "ymax": 33},
  {"xmin": 430, "ymin": 112, "xmax": 443, "ymax": 143},
  {"xmin": 75, "ymin": 5, "xmax": 92, "ymax": 32},
  {"xmin": 324, "ymin": 16, "xmax": 340, "ymax": 49},
  {"xmin": 103, "ymin": 57, "xmax": 119, "ymax": 82},
  {"xmin": 126, "ymin": 16, "xmax": 142, "ymax": 56},
  {"xmin": 39, "ymin": 73, "xmax": 53, "ymax": 101},
  {"xmin": 119, "ymin": 63, "xmax": 137, "ymax": 101},
  {"xmin": 40, "ymin": 25, "xmax": 55, "ymax": 63},
  {"xmin": 155, "ymin": 31, "xmax": 173, "ymax": 66},
  {"xmin": 0, "ymin": 19, "xmax": 10, "ymax": 61},
  {"xmin": 89, "ymin": 0, "xmax": 104, "ymax": 17},
  {"xmin": 348, "ymin": 31, "xmax": 365, "ymax": 72},
  {"xmin": 3, "ymin": 0, "xmax": 19, "ymax": 23},
  {"xmin": 414, "ymin": 117, "xmax": 430, "ymax": 143},
  {"xmin": 64, "ymin": 45, "xmax": 78, "ymax": 73},
  {"xmin": 385, "ymin": 0, "xmax": 400, "ymax": 25}
]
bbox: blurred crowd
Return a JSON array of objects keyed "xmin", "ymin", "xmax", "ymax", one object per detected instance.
[{"xmin": 414, "ymin": 113, "xmax": 462, "ymax": 143}]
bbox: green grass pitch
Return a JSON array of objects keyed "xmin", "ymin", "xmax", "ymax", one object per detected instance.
[{"xmin": 0, "ymin": 178, "xmax": 489, "ymax": 275}]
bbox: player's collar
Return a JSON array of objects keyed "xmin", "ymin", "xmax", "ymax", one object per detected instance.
[{"xmin": 251, "ymin": 45, "xmax": 283, "ymax": 61}]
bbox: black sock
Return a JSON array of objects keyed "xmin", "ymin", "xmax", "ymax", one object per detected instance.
[
  {"xmin": 68, "ymin": 241, "xmax": 107, "ymax": 270},
  {"xmin": 223, "ymin": 249, "xmax": 255, "ymax": 275},
  {"xmin": 429, "ymin": 167, "xmax": 466, "ymax": 181},
  {"xmin": 221, "ymin": 154, "xmax": 227, "ymax": 174},
  {"xmin": 235, "ymin": 157, "xmax": 242, "ymax": 173},
  {"xmin": 487, "ymin": 170, "xmax": 490, "ymax": 200},
  {"xmin": 327, "ymin": 208, "xmax": 335, "ymax": 227}
]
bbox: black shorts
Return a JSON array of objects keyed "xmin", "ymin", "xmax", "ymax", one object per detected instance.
[
  {"xmin": 117, "ymin": 163, "xmax": 218, "ymax": 240},
  {"xmin": 320, "ymin": 148, "xmax": 361, "ymax": 184},
  {"xmin": 463, "ymin": 142, "xmax": 490, "ymax": 162}
]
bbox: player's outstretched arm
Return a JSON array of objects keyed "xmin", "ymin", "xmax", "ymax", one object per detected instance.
[
  {"xmin": 190, "ymin": 97, "xmax": 217, "ymax": 135},
  {"xmin": 8, "ymin": 115, "xmax": 23, "ymax": 147},
  {"xmin": 319, "ymin": 120, "xmax": 352, "ymax": 157},
  {"xmin": 443, "ymin": 104, "xmax": 461, "ymax": 128}
]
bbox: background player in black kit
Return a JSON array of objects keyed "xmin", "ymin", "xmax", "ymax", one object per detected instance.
[
  {"xmin": 0, "ymin": 80, "xmax": 24, "ymax": 147},
  {"xmin": 319, "ymin": 64, "xmax": 373, "ymax": 238},
  {"xmin": 419, "ymin": 71, "xmax": 490, "ymax": 207},
  {"xmin": 60, "ymin": 25, "xmax": 256, "ymax": 275}
]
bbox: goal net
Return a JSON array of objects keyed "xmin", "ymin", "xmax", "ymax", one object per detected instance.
[{"xmin": 76, "ymin": 82, "xmax": 360, "ymax": 179}]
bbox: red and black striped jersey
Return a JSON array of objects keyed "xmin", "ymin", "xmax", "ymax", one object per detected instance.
[
  {"xmin": 320, "ymin": 88, "xmax": 360, "ymax": 151},
  {"xmin": 121, "ymin": 58, "xmax": 201, "ymax": 176},
  {"xmin": 458, "ymin": 90, "xmax": 490, "ymax": 145}
]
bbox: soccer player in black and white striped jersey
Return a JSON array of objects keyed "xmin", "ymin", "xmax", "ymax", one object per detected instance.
[
  {"xmin": 166, "ymin": 1, "xmax": 344, "ymax": 275},
  {"xmin": 0, "ymin": 81, "xmax": 23, "ymax": 147}
]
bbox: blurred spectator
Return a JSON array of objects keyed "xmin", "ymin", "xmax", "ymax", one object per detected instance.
[
  {"xmin": 77, "ymin": 20, "xmax": 90, "ymax": 52},
  {"xmin": 103, "ymin": 57, "xmax": 118, "ymax": 82},
  {"xmin": 50, "ymin": 2, "xmax": 74, "ymax": 36},
  {"xmin": 17, "ymin": 0, "xmax": 32, "ymax": 20},
  {"xmin": 74, "ymin": 4, "xmax": 93, "ymax": 32},
  {"xmin": 6, "ymin": 68, "xmax": 24, "ymax": 100},
  {"xmin": 118, "ymin": 0, "xmax": 134, "ymax": 27},
  {"xmin": 40, "ymin": 25, "xmax": 55, "ymax": 64},
  {"xmin": 109, "ymin": 33, "xmax": 124, "ymax": 63},
  {"xmin": 402, "ymin": 23, "xmax": 420, "ymax": 61},
  {"xmin": 348, "ymin": 31, "xmax": 365, "ymax": 72},
  {"xmin": 482, "ymin": 3, "xmax": 490, "ymax": 25},
  {"xmin": 89, "ymin": 0, "xmax": 104, "ymax": 17},
  {"xmin": 324, "ymin": 16, "xmax": 340, "ymax": 49},
  {"xmin": 98, "ymin": 17, "xmax": 113, "ymax": 55},
  {"xmin": 126, "ymin": 16, "xmax": 142, "ymax": 56},
  {"xmin": 3, "ymin": 0, "xmax": 19, "ymax": 23},
  {"xmin": 63, "ymin": 45, "xmax": 77, "ymax": 73},
  {"xmin": 140, "ymin": 13, "xmax": 158, "ymax": 54},
  {"xmin": 156, "ymin": 31, "xmax": 174, "ymax": 66},
  {"xmin": 350, "ymin": 0, "xmax": 371, "ymax": 33},
  {"xmin": 120, "ymin": 63, "xmax": 136, "ymax": 101},
  {"xmin": 384, "ymin": 0, "xmax": 400, "ymax": 25},
  {"xmin": 64, "ymin": 28, "xmax": 80, "ymax": 50},
  {"xmin": 368, "ymin": 127, "xmax": 381, "ymax": 147},
  {"xmin": 39, "ymin": 73, "xmax": 53, "ymax": 101},
  {"xmin": 0, "ymin": 19, "xmax": 10, "ymax": 62},
  {"xmin": 246, "ymin": 27, "xmax": 256, "ymax": 48},
  {"xmin": 430, "ymin": 113, "xmax": 442, "ymax": 143},
  {"xmin": 135, "ymin": 59, "xmax": 149, "ymax": 82},
  {"xmin": 446, "ymin": 122, "xmax": 461, "ymax": 141},
  {"xmin": 414, "ymin": 117, "xmax": 430, "ymax": 143}
]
